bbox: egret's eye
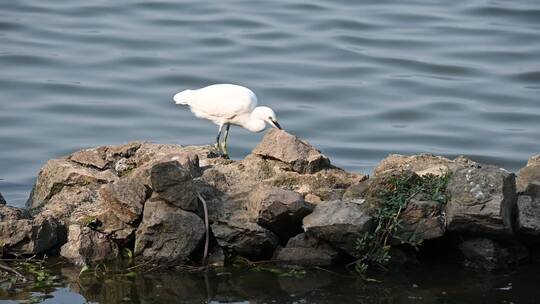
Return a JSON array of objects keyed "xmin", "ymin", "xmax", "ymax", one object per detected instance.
[{"xmin": 268, "ymin": 116, "xmax": 272, "ymax": 120}]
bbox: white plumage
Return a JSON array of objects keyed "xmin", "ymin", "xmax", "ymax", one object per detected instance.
[{"xmin": 173, "ymin": 84, "xmax": 282, "ymax": 157}]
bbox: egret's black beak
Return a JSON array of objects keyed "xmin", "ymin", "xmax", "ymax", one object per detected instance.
[{"xmin": 271, "ymin": 119, "xmax": 282, "ymax": 130}]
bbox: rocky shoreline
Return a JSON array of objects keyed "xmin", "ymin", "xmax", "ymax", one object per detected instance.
[{"xmin": 1, "ymin": 129, "xmax": 539, "ymax": 272}]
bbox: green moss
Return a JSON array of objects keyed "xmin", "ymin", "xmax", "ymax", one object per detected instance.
[{"xmin": 354, "ymin": 171, "xmax": 450, "ymax": 277}]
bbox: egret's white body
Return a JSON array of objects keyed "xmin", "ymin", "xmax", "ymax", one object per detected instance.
[{"xmin": 173, "ymin": 84, "xmax": 281, "ymax": 156}]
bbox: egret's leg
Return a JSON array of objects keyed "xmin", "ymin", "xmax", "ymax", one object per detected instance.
[
  {"xmin": 215, "ymin": 124, "xmax": 224, "ymax": 150},
  {"xmin": 221, "ymin": 124, "xmax": 231, "ymax": 158}
]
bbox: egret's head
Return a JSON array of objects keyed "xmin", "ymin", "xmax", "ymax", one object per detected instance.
[{"xmin": 252, "ymin": 106, "xmax": 282, "ymax": 130}]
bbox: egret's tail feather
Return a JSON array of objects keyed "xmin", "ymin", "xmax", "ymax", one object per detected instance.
[{"xmin": 173, "ymin": 89, "xmax": 194, "ymax": 105}]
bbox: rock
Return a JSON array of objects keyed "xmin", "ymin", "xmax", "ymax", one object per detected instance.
[
  {"xmin": 247, "ymin": 186, "xmax": 313, "ymax": 241},
  {"xmin": 251, "ymin": 129, "xmax": 331, "ymax": 174},
  {"xmin": 0, "ymin": 209, "xmax": 59, "ymax": 256},
  {"xmin": 458, "ymin": 238, "xmax": 528, "ymax": 271},
  {"xmin": 517, "ymin": 154, "xmax": 540, "ymax": 193},
  {"xmin": 211, "ymin": 217, "xmax": 279, "ymax": 260},
  {"xmin": 303, "ymin": 200, "xmax": 373, "ymax": 257},
  {"xmin": 0, "ymin": 192, "xmax": 6, "ymax": 205},
  {"xmin": 397, "ymin": 198, "xmax": 445, "ymax": 242},
  {"xmin": 60, "ymin": 224, "xmax": 119, "ymax": 266},
  {"xmin": 99, "ymin": 178, "xmax": 147, "ymax": 225},
  {"xmin": 446, "ymin": 165, "xmax": 516, "ymax": 237},
  {"xmin": 274, "ymin": 233, "xmax": 339, "ymax": 266},
  {"xmin": 516, "ymin": 195, "xmax": 540, "ymax": 237},
  {"xmin": 374, "ymin": 154, "xmax": 474, "ymax": 177},
  {"xmin": 150, "ymin": 161, "xmax": 198, "ymax": 211},
  {"xmin": 342, "ymin": 180, "xmax": 369, "ymax": 201},
  {"xmin": 134, "ymin": 200, "xmax": 205, "ymax": 263},
  {"xmin": 26, "ymin": 158, "xmax": 117, "ymax": 209},
  {"xmin": 69, "ymin": 147, "xmax": 109, "ymax": 170}
]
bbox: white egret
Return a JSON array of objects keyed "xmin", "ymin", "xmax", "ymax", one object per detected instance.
[{"xmin": 173, "ymin": 84, "xmax": 282, "ymax": 157}]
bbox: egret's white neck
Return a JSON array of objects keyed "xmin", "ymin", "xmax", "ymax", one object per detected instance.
[{"xmin": 238, "ymin": 113, "xmax": 266, "ymax": 133}]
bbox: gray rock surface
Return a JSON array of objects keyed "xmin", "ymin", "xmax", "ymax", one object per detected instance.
[
  {"xmin": 517, "ymin": 154, "xmax": 540, "ymax": 193},
  {"xmin": 446, "ymin": 165, "xmax": 516, "ymax": 236},
  {"xmin": 247, "ymin": 186, "xmax": 313, "ymax": 241},
  {"xmin": 0, "ymin": 192, "xmax": 6, "ymax": 205},
  {"xmin": 274, "ymin": 233, "xmax": 339, "ymax": 266},
  {"xmin": 374, "ymin": 153, "xmax": 474, "ymax": 177},
  {"xmin": 251, "ymin": 129, "xmax": 331, "ymax": 174},
  {"xmin": 60, "ymin": 224, "xmax": 119, "ymax": 266},
  {"xmin": 150, "ymin": 161, "xmax": 198, "ymax": 211},
  {"xmin": 397, "ymin": 198, "xmax": 446, "ymax": 242},
  {"xmin": 99, "ymin": 178, "xmax": 147, "ymax": 224},
  {"xmin": 303, "ymin": 200, "xmax": 373, "ymax": 257},
  {"xmin": 516, "ymin": 195, "xmax": 540, "ymax": 236},
  {"xmin": 134, "ymin": 199, "xmax": 205, "ymax": 263}
]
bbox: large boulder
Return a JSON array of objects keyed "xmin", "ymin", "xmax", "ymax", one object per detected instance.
[
  {"xmin": 251, "ymin": 129, "xmax": 331, "ymax": 174},
  {"xmin": 396, "ymin": 197, "xmax": 446, "ymax": 242},
  {"xmin": 60, "ymin": 224, "xmax": 119, "ymax": 266},
  {"xmin": 134, "ymin": 199, "xmax": 205, "ymax": 264},
  {"xmin": 517, "ymin": 154, "xmax": 540, "ymax": 193},
  {"xmin": 516, "ymin": 194, "xmax": 540, "ymax": 237},
  {"xmin": 247, "ymin": 186, "xmax": 313, "ymax": 241},
  {"xmin": 446, "ymin": 165, "xmax": 517, "ymax": 237},
  {"xmin": 150, "ymin": 161, "xmax": 198, "ymax": 211},
  {"xmin": 274, "ymin": 233, "xmax": 339, "ymax": 266},
  {"xmin": 99, "ymin": 178, "xmax": 147, "ymax": 225},
  {"xmin": 303, "ymin": 200, "xmax": 373, "ymax": 257},
  {"xmin": 0, "ymin": 207, "xmax": 59, "ymax": 255}
]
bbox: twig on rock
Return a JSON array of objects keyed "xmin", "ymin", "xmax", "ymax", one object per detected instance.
[
  {"xmin": 196, "ymin": 191, "xmax": 210, "ymax": 265},
  {"xmin": 0, "ymin": 263, "xmax": 27, "ymax": 282}
]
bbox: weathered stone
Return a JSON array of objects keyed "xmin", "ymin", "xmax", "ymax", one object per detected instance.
[
  {"xmin": 374, "ymin": 153, "xmax": 474, "ymax": 177},
  {"xmin": 446, "ymin": 165, "xmax": 516, "ymax": 237},
  {"xmin": 26, "ymin": 158, "xmax": 117, "ymax": 209},
  {"xmin": 516, "ymin": 195, "xmax": 540, "ymax": 236},
  {"xmin": 212, "ymin": 217, "xmax": 279, "ymax": 260},
  {"xmin": 517, "ymin": 154, "xmax": 540, "ymax": 193},
  {"xmin": 60, "ymin": 224, "xmax": 119, "ymax": 266},
  {"xmin": 0, "ymin": 192, "xmax": 6, "ymax": 205},
  {"xmin": 303, "ymin": 200, "xmax": 373, "ymax": 257},
  {"xmin": 69, "ymin": 147, "xmax": 109, "ymax": 170},
  {"xmin": 150, "ymin": 161, "xmax": 198, "ymax": 211},
  {"xmin": 342, "ymin": 180, "xmax": 369, "ymax": 201},
  {"xmin": 99, "ymin": 178, "xmax": 147, "ymax": 225},
  {"xmin": 0, "ymin": 210, "xmax": 59, "ymax": 256},
  {"xmin": 134, "ymin": 200, "xmax": 204, "ymax": 263},
  {"xmin": 69, "ymin": 200, "xmax": 134, "ymax": 241},
  {"xmin": 274, "ymin": 233, "xmax": 339, "ymax": 266},
  {"xmin": 247, "ymin": 186, "xmax": 313, "ymax": 241},
  {"xmin": 458, "ymin": 238, "xmax": 528, "ymax": 271},
  {"xmin": 397, "ymin": 198, "xmax": 445, "ymax": 242},
  {"xmin": 251, "ymin": 129, "xmax": 331, "ymax": 174}
]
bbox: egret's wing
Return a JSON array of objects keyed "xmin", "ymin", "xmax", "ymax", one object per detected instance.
[{"xmin": 188, "ymin": 84, "xmax": 257, "ymax": 119}]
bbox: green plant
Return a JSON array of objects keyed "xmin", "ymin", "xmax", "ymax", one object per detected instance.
[{"xmin": 354, "ymin": 172, "xmax": 450, "ymax": 276}]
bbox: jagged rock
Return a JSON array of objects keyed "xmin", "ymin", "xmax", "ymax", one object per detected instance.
[
  {"xmin": 516, "ymin": 195, "xmax": 540, "ymax": 237},
  {"xmin": 342, "ymin": 180, "xmax": 369, "ymax": 201},
  {"xmin": 212, "ymin": 217, "xmax": 279, "ymax": 260},
  {"xmin": 0, "ymin": 192, "xmax": 6, "ymax": 205},
  {"xmin": 251, "ymin": 129, "xmax": 331, "ymax": 174},
  {"xmin": 0, "ymin": 209, "xmax": 59, "ymax": 255},
  {"xmin": 247, "ymin": 186, "xmax": 313, "ymax": 241},
  {"xmin": 27, "ymin": 158, "xmax": 117, "ymax": 209},
  {"xmin": 99, "ymin": 178, "xmax": 147, "ymax": 225},
  {"xmin": 303, "ymin": 200, "xmax": 373, "ymax": 257},
  {"xmin": 517, "ymin": 154, "xmax": 540, "ymax": 193},
  {"xmin": 150, "ymin": 161, "xmax": 198, "ymax": 211},
  {"xmin": 134, "ymin": 200, "xmax": 204, "ymax": 263},
  {"xmin": 446, "ymin": 165, "xmax": 516, "ymax": 237},
  {"xmin": 60, "ymin": 224, "xmax": 119, "ymax": 266},
  {"xmin": 69, "ymin": 147, "xmax": 109, "ymax": 170},
  {"xmin": 274, "ymin": 233, "xmax": 339, "ymax": 266},
  {"xmin": 458, "ymin": 238, "xmax": 528, "ymax": 271},
  {"xmin": 397, "ymin": 198, "xmax": 445, "ymax": 242},
  {"xmin": 374, "ymin": 154, "xmax": 474, "ymax": 176}
]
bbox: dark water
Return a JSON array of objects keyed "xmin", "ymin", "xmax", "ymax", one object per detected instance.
[
  {"xmin": 1, "ymin": 0, "xmax": 540, "ymax": 302},
  {"xmin": 2, "ymin": 261, "xmax": 540, "ymax": 304},
  {"xmin": 1, "ymin": 0, "xmax": 540, "ymax": 206}
]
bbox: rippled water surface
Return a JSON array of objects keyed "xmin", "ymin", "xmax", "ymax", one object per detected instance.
[{"xmin": 2, "ymin": 0, "xmax": 540, "ymax": 206}]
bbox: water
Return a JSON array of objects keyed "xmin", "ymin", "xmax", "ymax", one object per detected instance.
[{"xmin": 1, "ymin": 0, "xmax": 540, "ymax": 302}]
